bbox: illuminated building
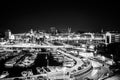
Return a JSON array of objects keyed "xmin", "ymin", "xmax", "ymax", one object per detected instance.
[
  {"xmin": 5, "ymin": 29, "xmax": 12, "ymax": 40},
  {"xmin": 106, "ymin": 32, "xmax": 120, "ymax": 44}
]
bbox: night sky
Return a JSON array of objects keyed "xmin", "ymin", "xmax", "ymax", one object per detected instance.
[{"xmin": 0, "ymin": 1, "xmax": 120, "ymax": 33}]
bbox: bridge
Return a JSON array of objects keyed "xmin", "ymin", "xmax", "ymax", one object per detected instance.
[{"xmin": 0, "ymin": 44, "xmax": 74, "ymax": 49}]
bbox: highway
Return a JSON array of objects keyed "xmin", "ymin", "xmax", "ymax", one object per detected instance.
[
  {"xmin": 55, "ymin": 48, "xmax": 93, "ymax": 80},
  {"xmin": 60, "ymin": 48, "xmax": 110, "ymax": 80},
  {"xmin": 57, "ymin": 48, "xmax": 84, "ymax": 71}
]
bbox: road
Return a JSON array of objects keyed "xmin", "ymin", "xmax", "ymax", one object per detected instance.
[
  {"xmin": 105, "ymin": 75, "xmax": 120, "ymax": 80},
  {"xmin": 0, "ymin": 44, "xmax": 74, "ymax": 49}
]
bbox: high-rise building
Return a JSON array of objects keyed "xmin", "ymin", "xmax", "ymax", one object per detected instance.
[
  {"xmin": 50, "ymin": 27, "xmax": 57, "ymax": 35},
  {"xmin": 5, "ymin": 29, "xmax": 12, "ymax": 40},
  {"xmin": 105, "ymin": 32, "xmax": 120, "ymax": 44}
]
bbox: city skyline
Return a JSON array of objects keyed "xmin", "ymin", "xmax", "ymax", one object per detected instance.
[
  {"xmin": 0, "ymin": 2, "xmax": 120, "ymax": 79},
  {"xmin": 1, "ymin": 1, "xmax": 120, "ymax": 33}
]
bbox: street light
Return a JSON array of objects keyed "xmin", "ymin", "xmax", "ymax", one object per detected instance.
[
  {"xmin": 110, "ymin": 54, "xmax": 114, "ymax": 65},
  {"xmin": 110, "ymin": 54, "xmax": 113, "ymax": 59}
]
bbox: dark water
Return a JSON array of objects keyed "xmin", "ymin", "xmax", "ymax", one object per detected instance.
[{"xmin": 0, "ymin": 52, "xmax": 63, "ymax": 78}]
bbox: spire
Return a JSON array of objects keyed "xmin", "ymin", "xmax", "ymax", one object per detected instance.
[
  {"xmin": 68, "ymin": 27, "xmax": 71, "ymax": 33},
  {"xmin": 30, "ymin": 29, "xmax": 33, "ymax": 34},
  {"xmin": 101, "ymin": 28, "xmax": 103, "ymax": 33}
]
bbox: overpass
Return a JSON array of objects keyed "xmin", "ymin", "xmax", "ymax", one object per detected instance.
[{"xmin": 0, "ymin": 44, "xmax": 74, "ymax": 49}]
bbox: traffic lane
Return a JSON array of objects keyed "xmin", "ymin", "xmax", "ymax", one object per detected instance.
[
  {"xmin": 88, "ymin": 66, "xmax": 109, "ymax": 80},
  {"xmin": 57, "ymin": 49, "xmax": 84, "ymax": 71},
  {"xmin": 105, "ymin": 75, "xmax": 120, "ymax": 80},
  {"xmin": 71, "ymin": 67, "xmax": 93, "ymax": 80}
]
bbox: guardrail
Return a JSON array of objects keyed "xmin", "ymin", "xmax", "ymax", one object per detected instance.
[{"xmin": 70, "ymin": 60, "xmax": 92, "ymax": 78}]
